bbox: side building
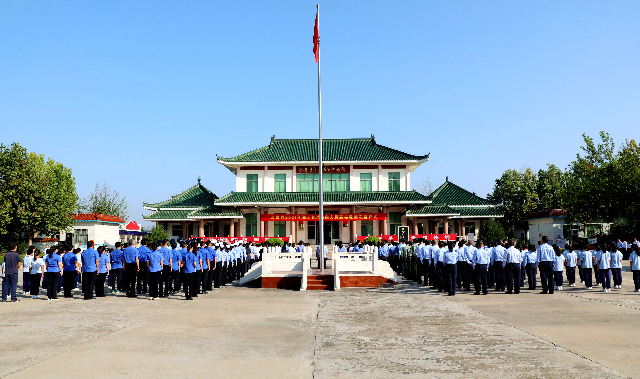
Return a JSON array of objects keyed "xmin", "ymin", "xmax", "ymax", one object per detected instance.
[{"xmin": 143, "ymin": 136, "xmax": 503, "ymax": 243}]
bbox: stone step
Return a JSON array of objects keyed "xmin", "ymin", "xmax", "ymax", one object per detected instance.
[{"xmin": 307, "ymin": 284, "xmax": 333, "ymax": 290}]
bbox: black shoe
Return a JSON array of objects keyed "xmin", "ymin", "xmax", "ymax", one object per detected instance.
[
  {"xmin": 482, "ymin": 292, "xmax": 488, "ymax": 295},
  {"xmin": 505, "ymin": 291, "xmax": 512, "ymax": 294},
  {"xmin": 474, "ymin": 292, "xmax": 480, "ymax": 295},
  {"xmin": 539, "ymin": 291, "xmax": 547, "ymax": 294}
]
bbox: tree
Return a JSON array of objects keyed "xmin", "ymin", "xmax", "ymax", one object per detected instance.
[
  {"xmin": 536, "ymin": 164, "xmax": 567, "ymax": 211},
  {"xmin": 487, "ymin": 167, "xmax": 538, "ymax": 232},
  {"xmin": 477, "ymin": 219, "xmax": 506, "ymax": 243},
  {"xmin": 413, "ymin": 176, "xmax": 432, "ymax": 196},
  {"xmin": 78, "ymin": 181, "xmax": 129, "ymax": 220},
  {"xmin": 565, "ymin": 132, "xmax": 640, "ymax": 232},
  {"xmin": 0, "ymin": 143, "xmax": 78, "ymax": 247},
  {"xmin": 146, "ymin": 224, "xmax": 168, "ymax": 243}
]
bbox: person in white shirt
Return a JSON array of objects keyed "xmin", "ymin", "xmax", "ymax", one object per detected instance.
[
  {"xmin": 23, "ymin": 247, "xmax": 34, "ymax": 294},
  {"xmin": 30, "ymin": 250, "xmax": 45, "ymax": 298}
]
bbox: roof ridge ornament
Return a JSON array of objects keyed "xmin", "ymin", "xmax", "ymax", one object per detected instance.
[{"xmin": 371, "ymin": 134, "xmax": 376, "ymax": 144}]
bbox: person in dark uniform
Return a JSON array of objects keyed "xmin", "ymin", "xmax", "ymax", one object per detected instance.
[
  {"xmin": 182, "ymin": 244, "xmax": 197, "ymax": 300},
  {"xmin": 123, "ymin": 241, "xmax": 140, "ymax": 298},
  {"xmin": 81, "ymin": 242, "xmax": 99, "ymax": 300},
  {"xmin": 137, "ymin": 241, "xmax": 150, "ymax": 294},
  {"xmin": 62, "ymin": 245, "xmax": 79, "ymax": 298},
  {"xmin": 159, "ymin": 240, "xmax": 172, "ymax": 297},
  {"xmin": 95, "ymin": 246, "xmax": 110, "ymax": 297},
  {"xmin": 110, "ymin": 242, "xmax": 125, "ymax": 293},
  {"xmin": 147, "ymin": 243, "xmax": 164, "ymax": 300}
]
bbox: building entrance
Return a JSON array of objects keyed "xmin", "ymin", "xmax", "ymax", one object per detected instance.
[{"xmin": 308, "ymin": 211, "xmax": 340, "ymax": 245}]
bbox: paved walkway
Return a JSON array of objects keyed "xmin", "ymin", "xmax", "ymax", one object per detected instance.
[{"xmin": 1, "ymin": 268, "xmax": 637, "ymax": 378}]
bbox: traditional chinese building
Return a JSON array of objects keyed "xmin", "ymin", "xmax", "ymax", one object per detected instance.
[{"xmin": 143, "ymin": 136, "xmax": 502, "ymax": 243}]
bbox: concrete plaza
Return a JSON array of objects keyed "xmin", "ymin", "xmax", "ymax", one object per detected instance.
[{"xmin": 1, "ymin": 267, "xmax": 638, "ymax": 378}]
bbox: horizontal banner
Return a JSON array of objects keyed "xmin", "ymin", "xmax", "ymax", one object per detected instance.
[
  {"xmin": 190, "ymin": 236, "xmax": 291, "ymax": 243},
  {"xmin": 356, "ymin": 234, "xmax": 458, "ymax": 242},
  {"xmin": 261, "ymin": 213, "xmax": 387, "ymax": 222},
  {"xmin": 296, "ymin": 165, "xmax": 350, "ymax": 174}
]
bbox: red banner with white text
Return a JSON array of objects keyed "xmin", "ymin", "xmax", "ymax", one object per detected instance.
[
  {"xmin": 356, "ymin": 234, "xmax": 458, "ymax": 242},
  {"xmin": 260, "ymin": 213, "xmax": 387, "ymax": 222}
]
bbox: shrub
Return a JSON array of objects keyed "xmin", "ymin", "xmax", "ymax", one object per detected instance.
[
  {"xmin": 265, "ymin": 238, "xmax": 284, "ymax": 246},
  {"xmin": 364, "ymin": 236, "xmax": 382, "ymax": 244}
]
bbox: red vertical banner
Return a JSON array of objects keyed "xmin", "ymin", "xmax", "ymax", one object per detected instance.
[{"xmin": 313, "ymin": 12, "xmax": 319, "ymax": 62}]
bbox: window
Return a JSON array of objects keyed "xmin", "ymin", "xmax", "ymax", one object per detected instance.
[
  {"xmin": 437, "ymin": 222, "xmax": 444, "ymax": 234},
  {"xmin": 274, "ymin": 174, "xmax": 286, "ymax": 193},
  {"xmin": 360, "ymin": 173, "xmax": 372, "ymax": 192},
  {"xmin": 388, "ymin": 172, "xmax": 400, "ymax": 191},
  {"xmin": 360, "ymin": 220, "xmax": 373, "ymax": 237},
  {"xmin": 247, "ymin": 174, "xmax": 259, "ymax": 193},
  {"xmin": 389, "ymin": 212, "xmax": 401, "ymax": 235},
  {"xmin": 323, "ymin": 173, "xmax": 350, "ymax": 192},
  {"xmin": 73, "ymin": 229, "xmax": 88, "ymax": 246},
  {"xmin": 296, "ymin": 174, "xmax": 319, "ymax": 193},
  {"xmin": 172, "ymin": 224, "xmax": 184, "ymax": 238},
  {"xmin": 464, "ymin": 222, "xmax": 476, "ymax": 236},
  {"xmin": 274, "ymin": 216, "xmax": 287, "ymax": 237},
  {"xmin": 245, "ymin": 213, "xmax": 258, "ymax": 237}
]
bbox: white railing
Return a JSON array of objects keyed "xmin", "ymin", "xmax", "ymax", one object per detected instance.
[
  {"xmin": 262, "ymin": 252, "xmax": 303, "ymax": 275},
  {"xmin": 333, "ymin": 252, "xmax": 378, "ymax": 290},
  {"xmin": 301, "ymin": 252, "xmax": 310, "ymax": 291}
]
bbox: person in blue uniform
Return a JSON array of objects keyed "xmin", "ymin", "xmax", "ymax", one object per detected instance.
[
  {"xmin": 147, "ymin": 243, "xmax": 164, "ymax": 300},
  {"xmin": 62, "ymin": 245, "xmax": 79, "ymax": 298},
  {"xmin": 580, "ymin": 243, "xmax": 594, "ymax": 289},
  {"xmin": 122, "ymin": 242, "xmax": 139, "ymax": 297},
  {"xmin": 110, "ymin": 242, "xmax": 125, "ymax": 293},
  {"xmin": 95, "ymin": 246, "xmax": 111, "ymax": 297},
  {"xmin": 170, "ymin": 242, "xmax": 181, "ymax": 294},
  {"xmin": 537, "ymin": 236, "xmax": 555, "ymax": 294},
  {"xmin": 443, "ymin": 242, "xmax": 458, "ymax": 296},
  {"xmin": 434, "ymin": 241, "xmax": 445, "ymax": 292},
  {"xmin": 523, "ymin": 244, "xmax": 538, "ymax": 290},
  {"xmin": 205, "ymin": 241, "xmax": 215, "ymax": 291},
  {"xmin": 81, "ymin": 241, "xmax": 99, "ymax": 300},
  {"xmin": 492, "ymin": 240, "xmax": 506, "ymax": 292},
  {"xmin": 197, "ymin": 242, "xmax": 208, "ymax": 294},
  {"xmin": 316, "ymin": 244, "xmax": 328, "ymax": 270},
  {"xmin": 137, "ymin": 241, "xmax": 150, "ymax": 294},
  {"xmin": 455, "ymin": 241, "xmax": 467, "ymax": 290},
  {"xmin": 44, "ymin": 247, "xmax": 63, "ymax": 300},
  {"xmin": 504, "ymin": 241, "xmax": 521, "ymax": 294},
  {"xmin": 610, "ymin": 245, "xmax": 623, "ymax": 289},
  {"xmin": 465, "ymin": 241, "xmax": 477, "ymax": 291},
  {"xmin": 182, "ymin": 244, "xmax": 197, "ymax": 300},
  {"xmin": 158, "ymin": 240, "xmax": 172, "ymax": 297},
  {"xmin": 473, "ymin": 241, "xmax": 490, "ymax": 295},
  {"xmin": 193, "ymin": 245, "xmax": 203, "ymax": 297}
]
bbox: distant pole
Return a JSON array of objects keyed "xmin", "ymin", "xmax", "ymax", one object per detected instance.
[{"xmin": 316, "ymin": 4, "xmax": 324, "ymax": 273}]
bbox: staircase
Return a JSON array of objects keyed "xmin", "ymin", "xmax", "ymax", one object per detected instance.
[{"xmin": 307, "ymin": 275, "xmax": 334, "ymax": 290}]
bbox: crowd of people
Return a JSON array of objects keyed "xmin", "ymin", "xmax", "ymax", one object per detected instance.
[
  {"xmin": 3, "ymin": 235, "xmax": 640, "ymax": 301},
  {"xmin": 1, "ymin": 238, "xmax": 267, "ymax": 302},
  {"xmin": 375, "ymin": 235, "xmax": 640, "ymax": 296}
]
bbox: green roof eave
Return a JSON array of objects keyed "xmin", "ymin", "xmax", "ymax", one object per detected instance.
[
  {"xmin": 405, "ymin": 205, "xmax": 460, "ymax": 217},
  {"xmin": 143, "ymin": 207, "xmax": 244, "ymax": 221},
  {"xmin": 143, "ymin": 182, "xmax": 219, "ymax": 210},
  {"xmin": 215, "ymin": 191, "xmax": 432, "ymax": 206},
  {"xmin": 426, "ymin": 180, "xmax": 497, "ymax": 207}
]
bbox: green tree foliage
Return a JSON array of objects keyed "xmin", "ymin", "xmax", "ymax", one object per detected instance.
[
  {"xmin": 565, "ymin": 132, "xmax": 640, "ymax": 230},
  {"xmin": 477, "ymin": 219, "xmax": 506, "ymax": 243},
  {"xmin": 487, "ymin": 167, "xmax": 538, "ymax": 231},
  {"xmin": 78, "ymin": 181, "xmax": 129, "ymax": 220},
  {"xmin": 364, "ymin": 236, "xmax": 382, "ymax": 244},
  {"xmin": 536, "ymin": 164, "xmax": 566, "ymax": 211},
  {"xmin": 265, "ymin": 237, "xmax": 284, "ymax": 246},
  {"xmin": 0, "ymin": 143, "xmax": 78, "ymax": 247},
  {"xmin": 146, "ymin": 224, "xmax": 168, "ymax": 243}
]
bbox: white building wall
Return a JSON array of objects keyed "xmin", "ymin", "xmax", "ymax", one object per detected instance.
[
  {"xmin": 351, "ymin": 169, "xmax": 379, "ymax": 192},
  {"xmin": 264, "ymin": 169, "xmax": 294, "ymax": 192},
  {"xmin": 236, "ymin": 170, "xmax": 264, "ymax": 192}
]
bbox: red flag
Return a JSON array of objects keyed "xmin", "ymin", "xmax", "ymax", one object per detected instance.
[{"xmin": 313, "ymin": 12, "xmax": 319, "ymax": 63}]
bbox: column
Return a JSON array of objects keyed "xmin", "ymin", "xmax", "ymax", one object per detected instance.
[
  {"xmin": 199, "ymin": 219, "xmax": 205, "ymax": 237},
  {"xmin": 350, "ymin": 205, "xmax": 356, "ymax": 243},
  {"xmin": 260, "ymin": 208, "xmax": 266, "ymax": 237},
  {"xmin": 443, "ymin": 217, "xmax": 449, "ymax": 234},
  {"xmin": 377, "ymin": 165, "xmax": 383, "ymax": 191},
  {"xmin": 413, "ymin": 217, "xmax": 418, "ymax": 235},
  {"xmin": 182, "ymin": 222, "xmax": 188, "ymax": 239},
  {"xmin": 460, "ymin": 219, "xmax": 466, "ymax": 239},
  {"xmin": 230, "ymin": 220, "xmax": 235, "ymax": 237},
  {"xmin": 382, "ymin": 206, "xmax": 388, "ymax": 235},
  {"xmin": 290, "ymin": 206, "xmax": 296, "ymax": 243}
]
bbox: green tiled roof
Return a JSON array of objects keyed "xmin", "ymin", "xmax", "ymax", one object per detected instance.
[
  {"xmin": 144, "ymin": 182, "xmax": 218, "ymax": 209},
  {"xmin": 217, "ymin": 136, "xmax": 429, "ymax": 163},
  {"xmin": 215, "ymin": 191, "xmax": 431, "ymax": 205},
  {"xmin": 426, "ymin": 180, "xmax": 496, "ymax": 207},
  {"xmin": 144, "ymin": 207, "xmax": 243, "ymax": 221},
  {"xmin": 405, "ymin": 205, "xmax": 460, "ymax": 217},
  {"xmin": 452, "ymin": 207, "xmax": 503, "ymax": 218},
  {"xmin": 189, "ymin": 207, "xmax": 243, "ymax": 218},
  {"xmin": 144, "ymin": 210, "xmax": 192, "ymax": 220}
]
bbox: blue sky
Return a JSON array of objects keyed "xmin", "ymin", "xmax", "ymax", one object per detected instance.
[{"xmin": 1, "ymin": 1, "xmax": 639, "ymax": 227}]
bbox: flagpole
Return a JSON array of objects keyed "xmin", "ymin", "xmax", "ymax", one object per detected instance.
[{"xmin": 316, "ymin": 4, "xmax": 324, "ymax": 273}]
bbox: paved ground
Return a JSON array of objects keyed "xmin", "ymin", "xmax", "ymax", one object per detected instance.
[{"xmin": 1, "ymin": 267, "xmax": 637, "ymax": 378}]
